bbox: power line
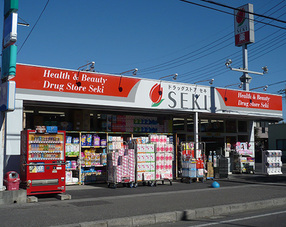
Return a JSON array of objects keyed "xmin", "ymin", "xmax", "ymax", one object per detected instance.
[
  {"xmin": 179, "ymin": 8, "xmax": 286, "ymax": 82},
  {"xmin": 179, "ymin": 0, "xmax": 286, "ymax": 30},
  {"xmin": 17, "ymin": 0, "xmax": 50, "ymax": 54},
  {"xmin": 201, "ymin": 0, "xmax": 286, "ymax": 25},
  {"xmin": 137, "ymin": 1, "xmax": 286, "ymax": 78}
]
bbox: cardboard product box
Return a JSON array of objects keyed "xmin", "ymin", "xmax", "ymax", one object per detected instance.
[
  {"xmin": 207, "ymin": 162, "xmax": 213, "ymax": 168},
  {"xmin": 137, "ymin": 172, "xmax": 143, "ymax": 181},
  {"xmin": 190, "ymin": 168, "xmax": 196, "ymax": 178},
  {"xmin": 207, "ymin": 171, "xmax": 214, "ymax": 178}
]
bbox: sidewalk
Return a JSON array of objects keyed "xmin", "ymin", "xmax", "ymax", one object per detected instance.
[{"xmin": 0, "ymin": 170, "xmax": 286, "ymax": 227}]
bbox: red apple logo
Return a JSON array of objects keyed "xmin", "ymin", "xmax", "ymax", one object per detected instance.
[
  {"xmin": 150, "ymin": 83, "xmax": 164, "ymax": 107},
  {"xmin": 236, "ymin": 8, "xmax": 245, "ymax": 26}
]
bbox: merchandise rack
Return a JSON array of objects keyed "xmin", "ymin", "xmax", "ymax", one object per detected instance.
[
  {"xmin": 134, "ymin": 134, "xmax": 174, "ymax": 187},
  {"xmin": 66, "ymin": 131, "xmax": 108, "ymax": 185},
  {"xmin": 135, "ymin": 142, "xmax": 156, "ymax": 187},
  {"xmin": 180, "ymin": 142, "xmax": 206, "ymax": 183},
  {"xmin": 262, "ymin": 150, "xmax": 283, "ymax": 175},
  {"xmin": 107, "ymin": 138, "xmax": 136, "ymax": 189}
]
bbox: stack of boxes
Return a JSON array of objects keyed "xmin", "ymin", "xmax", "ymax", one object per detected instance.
[
  {"xmin": 136, "ymin": 143, "xmax": 156, "ymax": 181},
  {"xmin": 150, "ymin": 135, "xmax": 173, "ymax": 180},
  {"xmin": 108, "ymin": 136, "xmax": 124, "ymax": 150},
  {"xmin": 107, "ymin": 149, "xmax": 135, "ymax": 183},
  {"xmin": 182, "ymin": 159, "xmax": 197, "ymax": 178},
  {"xmin": 206, "ymin": 162, "xmax": 214, "ymax": 179}
]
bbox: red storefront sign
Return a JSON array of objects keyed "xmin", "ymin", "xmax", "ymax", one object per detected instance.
[
  {"xmin": 216, "ymin": 88, "xmax": 282, "ymax": 111},
  {"xmin": 14, "ymin": 64, "xmax": 140, "ymax": 98}
]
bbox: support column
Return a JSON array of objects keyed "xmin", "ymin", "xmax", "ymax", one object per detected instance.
[
  {"xmin": 194, "ymin": 112, "xmax": 199, "ymax": 156},
  {"xmin": 0, "ymin": 112, "xmax": 5, "ymax": 190},
  {"xmin": 240, "ymin": 44, "xmax": 252, "ymax": 91},
  {"xmin": 249, "ymin": 120, "xmax": 255, "ymax": 160}
]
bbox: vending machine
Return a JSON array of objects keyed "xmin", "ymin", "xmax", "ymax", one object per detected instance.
[{"xmin": 20, "ymin": 127, "xmax": 66, "ymax": 195}]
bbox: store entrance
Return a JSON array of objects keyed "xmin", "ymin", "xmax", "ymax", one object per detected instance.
[{"xmin": 202, "ymin": 137, "xmax": 225, "ymax": 158}]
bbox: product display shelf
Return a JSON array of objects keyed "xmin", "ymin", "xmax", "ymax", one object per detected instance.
[
  {"xmin": 66, "ymin": 131, "xmax": 175, "ymax": 186},
  {"xmin": 80, "ymin": 131, "xmax": 107, "ymax": 185},
  {"xmin": 135, "ymin": 142, "xmax": 156, "ymax": 187},
  {"xmin": 232, "ymin": 152, "xmax": 255, "ymax": 174},
  {"xmin": 65, "ymin": 131, "xmax": 108, "ymax": 185},
  {"xmin": 107, "ymin": 134, "xmax": 136, "ymax": 189},
  {"xmin": 180, "ymin": 142, "xmax": 205, "ymax": 183},
  {"xmin": 262, "ymin": 150, "xmax": 283, "ymax": 175},
  {"xmin": 133, "ymin": 134, "xmax": 174, "ymax": 187},
  {"xmin": 65, "ymin": 131, "xmax": 80, "ymax": 185}
]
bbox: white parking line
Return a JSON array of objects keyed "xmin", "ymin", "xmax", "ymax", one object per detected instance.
[{"xmin": 192, "ymin": 210, "xmax": 286, "ymax": 227}]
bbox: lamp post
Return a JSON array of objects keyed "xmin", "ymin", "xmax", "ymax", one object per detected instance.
[
  {"xmin": 250, "ymin": 85, "xmax": 268, "ymax": 91},
  {"xmin": 225, "ymin": 59, "xmax": 268, "ymax": 91},
  {"xmin": 75, "ymin": 61, "xmax": 96, "ymax": 87},
  {"xmin": 118, "ymin": 68, "xmax": 138, "ymax": 92},
  {"xmin": 159, "ymin": 73, "xmax": 178, "ymax": 81},
  {"xmin": 158, "ymin": 73, "xmax": 178, "ymax": 95},
  {"xmin": 224, "ymin": 82, "xmax": 243, "ymax": 88},
  {"xmin": 77, "ymin": 61, "xmax": 95, "ymax": 71},
  {"xmin": 194, "ymin": 78, "xmax": 214, "ymax": 85}
]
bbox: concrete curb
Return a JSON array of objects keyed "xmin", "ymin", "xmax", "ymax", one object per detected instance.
[{"xmin": 53, "ymin": 197, "xmax": 286, "ymax": 227}]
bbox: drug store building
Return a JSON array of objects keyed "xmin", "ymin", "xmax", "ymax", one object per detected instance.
[{"xmin": 5, "ymin": 63, "xmax": 283, "ymax": 178}]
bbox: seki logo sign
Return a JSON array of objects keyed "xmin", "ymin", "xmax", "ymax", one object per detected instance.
[
  {"xmin": 149, "ymin": 83, "xmax": 163, "ymax": 107},
  {"xmin": 236, "ymin": 8, "xmax": 245, "ymax": 27},
  {"xmin": 234, "ymin": 3, "xmax": 254, "ymax": 47}
]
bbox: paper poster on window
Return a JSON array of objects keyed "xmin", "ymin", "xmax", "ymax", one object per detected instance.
[{"xmin": 236, "ymin": 142, "xmax": 253, "ymax": 156}]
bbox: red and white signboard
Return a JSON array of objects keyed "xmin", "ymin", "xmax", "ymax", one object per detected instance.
[
  {"xmin": 14, "ymin": 64, "xmax": 140, "ymax": 98},
  {"xmin": 234, "ymin": 3, "xmax": 255, "ymax": 46},
  {"xmin": 216, "ymin": 88, "xmax": 282, "ymax": 112},
  {"xmin": 14, "ymin": 64, "xmax": 282, "ymax": 120}
]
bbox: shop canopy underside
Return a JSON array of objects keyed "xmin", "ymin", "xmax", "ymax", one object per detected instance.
[{"xmin": 23, "ymin": 100, "xmax": 282, "ymax": 122}]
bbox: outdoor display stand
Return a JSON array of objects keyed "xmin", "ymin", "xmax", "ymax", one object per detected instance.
[
  {"xmin": 262, "ymin": 150, "xmax": 282, "ymax": 175},
  {"xmin": 180, "ymin": 142, "xmax": 205, "ymax": 183},
  {"xmin": 153, "ymin": 135, "xmax": 173, "ymax": 186},
  {"xmin": 20, "ymin": 127, "xmax": 66, "ymax": 195},
  {"xmin": 65, "ymin": 131, "xmax": 108, "ymax": 185},
  {"xmin": 134, "ymin": 134, "xmax": 173, "ymax": 186},
  {"xmin": 107, "ymin": 136, "xmax": 136, "ymax": 188},
  {"xmin": 136, "ymin": 141, "xmax": 156, "ymax": 186},
  {"xmin": 232, "ymin": 142, "xmax": 255, "ymax": 174}
]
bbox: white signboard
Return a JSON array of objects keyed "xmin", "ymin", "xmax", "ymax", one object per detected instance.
[
  {"xmin": 3, "ymin": 12, "xmax": 18, "ymax": 48},
  {"xmin": 0, "ymin": 81, "xmax": 16, "ymax": 111},
  {"xmin": 234, "ymin": 3, "xmax": 254, "ymax": 46}
]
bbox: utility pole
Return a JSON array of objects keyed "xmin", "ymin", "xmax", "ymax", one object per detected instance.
[
  {"xmin": 1, "ymin": 0, "xmax": 18, "ymax": 191},
  {"xmin": 240, "ymin": 44, "xmax": 252, "ymax": 91}
]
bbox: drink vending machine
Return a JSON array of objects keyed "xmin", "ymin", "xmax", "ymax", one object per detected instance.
[{"xmin": 20, "ymin": 127, "xmax": 66, "ymax": 195}]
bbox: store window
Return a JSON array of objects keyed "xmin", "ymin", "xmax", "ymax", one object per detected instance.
[
  {"xmin": 238, "ymin": 135, "xmax": 248, "ymax": 142},
  {"xmin": 276, "ymin": 139, "xmax": 286, "ymax": 151},
  {"xmin": 200, "ymin": 119, "xmax": 209, "ymax": 132},
  {"xmin": 187, "ymin": 118, "xmax": 193, "ymax": 132},
  {"xmin": 226, "ymin": 120, "xmax": 237, "ymax": 133},
  {"xmin": 209, "ymin": 119, "xmax": 224, "ymax": 132},
  {"xmin": 173, "ymin": 118, "xmax": 185, "ymax": 132},
  {"xmin": 238, "ymin": 121, "xmax": 247, "ymax": 132}
]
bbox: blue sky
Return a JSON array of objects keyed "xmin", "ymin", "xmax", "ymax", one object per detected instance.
[{"xmin": 1, "ymin": 0, "xmax": 286, "ymax": 118}]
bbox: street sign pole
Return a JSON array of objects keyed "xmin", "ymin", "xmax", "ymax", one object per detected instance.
[
  {"xmin": 240, "ymin": 44, "xmax": 252, "ymax": 91},
  {"xmin": 0, "ymin": 0, "xmax": 18, "ymax": 191}
]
